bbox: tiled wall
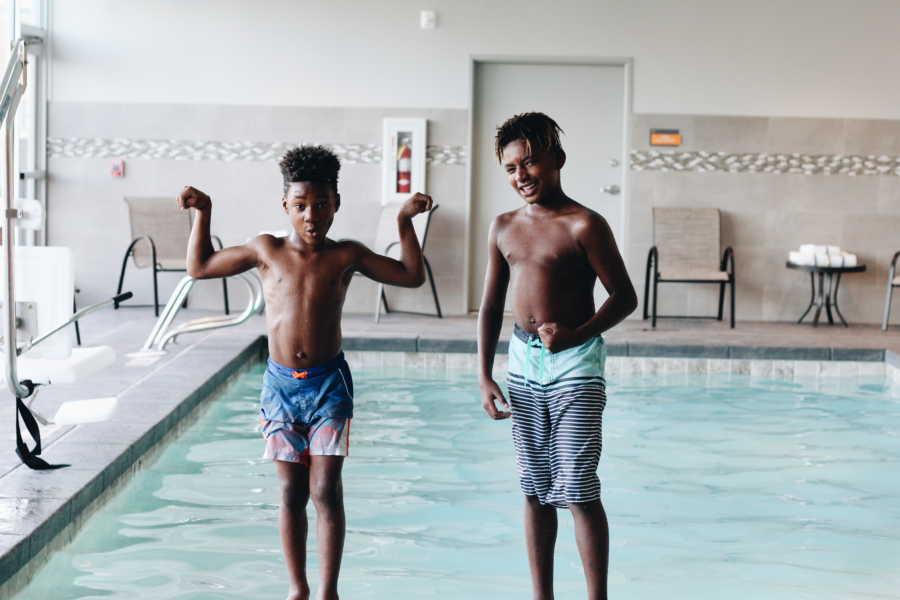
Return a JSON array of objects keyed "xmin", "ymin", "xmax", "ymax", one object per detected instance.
[
  {"xmin": 627, "ymin": 114, "xmax": 900, "ymax": 324},
  {"xmin": 49, "ymin": 105, "xmax": 900, "ymax": 325},
  {"xmin": 48, "ymin": 103, "xmax": 468, "ymax": 315}
]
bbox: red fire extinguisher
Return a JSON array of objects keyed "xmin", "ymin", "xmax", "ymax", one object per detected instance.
[{"xmin": 396, "ymin": 141, "xmax": 412, "ymax": 193}]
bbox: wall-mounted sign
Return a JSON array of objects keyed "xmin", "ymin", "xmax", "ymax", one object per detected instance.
[{"xmin": 650, "ymin": 129, "xmax": 682, "ymax": 147}]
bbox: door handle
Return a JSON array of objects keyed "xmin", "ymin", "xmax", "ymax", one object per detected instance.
[{"xmin": 602, "ymin": 185, "xmax": 620, "ymax": 195}]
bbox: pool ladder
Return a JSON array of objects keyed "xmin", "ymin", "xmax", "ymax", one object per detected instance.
[{"xmin": 137, "ymin": 272, "xmax": 264, "ymax": 354}]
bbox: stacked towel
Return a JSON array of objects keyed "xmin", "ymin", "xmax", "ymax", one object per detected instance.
[{"xmin": 788, "ymin": 245, "xmax": 858, "ymax": 267}]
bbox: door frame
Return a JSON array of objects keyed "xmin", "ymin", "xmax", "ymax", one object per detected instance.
[{"xmin": 464, "ymin": 55, "xmax": 633, "ymax": 313}]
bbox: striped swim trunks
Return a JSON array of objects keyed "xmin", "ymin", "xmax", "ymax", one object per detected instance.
[{"xmin": 507, "ymin": 324, "xmax": 607, "ymax": 508}]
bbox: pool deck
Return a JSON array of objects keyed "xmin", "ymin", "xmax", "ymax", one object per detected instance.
[
  {"xmin": 344, "ymin": 312, "xmax": 900, "ymax": 361},
  {"xmin": 3, "ymin": 307, "xmax": 900, "ymax": 594}
]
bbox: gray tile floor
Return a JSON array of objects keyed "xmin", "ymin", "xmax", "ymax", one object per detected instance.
[{"xmin": 3, "ymin": 305, "xmax": 900, "ymax": 593}]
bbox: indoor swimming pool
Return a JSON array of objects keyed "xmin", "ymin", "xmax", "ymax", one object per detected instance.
[{"xmin": 15, "ymin": 363, "xmax": 900, "ymax": 599}]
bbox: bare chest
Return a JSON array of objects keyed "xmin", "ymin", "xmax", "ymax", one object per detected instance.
[
  {"xmin": 498, "ymin": 226, "xmax": 584, "ymax": 270},
  {"xmin": 261, "ymin": 253, "xmax": 350, "ymax": 298}
]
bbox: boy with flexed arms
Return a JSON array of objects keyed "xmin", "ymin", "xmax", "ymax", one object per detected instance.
[{"xmin": 179, "ymin": 145, "xmax": 432, "ymax": 600}]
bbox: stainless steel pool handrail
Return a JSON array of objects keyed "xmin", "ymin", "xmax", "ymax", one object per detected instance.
[
  {"xmin": 17, "ymin": 292, "xmax": 133, "ymax": 357},
  {"xmin": 3, "ymin": 36, "xmax": 42, "ymax": 399},
  {"xmin": 138, "ymin": 271, "xmax": 264, "ymax": 353}
]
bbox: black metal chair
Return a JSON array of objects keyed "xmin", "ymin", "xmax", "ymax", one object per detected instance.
[
  {"xmin": 642, "ymin": 207, "xmax": 736, "ymax": 328},
  {"xmin": 372, "ymin": 203, "xmax": 442, "ymax": 323},
  {"xmin": 114, "ymin": 196, "xmax": 229, "ymax": 317},
  {"xmin": 882, "ymin": 251, "xmax": 900, "ymax": 331}
]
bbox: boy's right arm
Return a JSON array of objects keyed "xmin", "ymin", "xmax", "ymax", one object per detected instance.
[
  {"xmin": 477, "ymin": 217, "xmax": 511, "ymax": 420},
  {"xmin": 178, "ymin": 186, "xmax": 260, "ymax": 279}
]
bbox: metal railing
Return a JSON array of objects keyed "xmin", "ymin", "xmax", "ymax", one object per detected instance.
[
  {"xmin": 3, "ymin": 36, "xmax": 134, "ymax": 401},
  {"xmin": 3, "ymin": 36, "xmax": 42, "ymax": 399},
  {"xmin": 137, "ymin": 272, "xmax": 264, "ymax": 354}
]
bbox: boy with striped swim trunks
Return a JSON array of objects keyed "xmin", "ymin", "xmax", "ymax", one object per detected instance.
[
  {"xmin": 179, "ymin": 146, "xmax": 433, "ymax": 600},
  {"xmin": 477, "ymin": 113, "xmax": 637, "ymax": 600}
]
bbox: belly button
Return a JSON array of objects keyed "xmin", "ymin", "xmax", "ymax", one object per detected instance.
[
  {"xmin": 296, "ymin": 351, "xmax": 307, "ymax": 359},
  {"xmin": 528, "ymin": 316, "xmax": 537, "ymax": 325}
]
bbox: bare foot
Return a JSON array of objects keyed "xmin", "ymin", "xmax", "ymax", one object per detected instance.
[{"xmin": 286, "ymin": 584, "xmax": 310, "ymax": 600}]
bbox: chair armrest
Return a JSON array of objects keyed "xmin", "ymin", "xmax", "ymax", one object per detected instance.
[
  {"xmin": 142, "ymin": 235, "xmax": 160, "ymax": 269},
  {"xmin": 646, "ymin": 246, "xmax": 659, "ymax": 276},
  {"xmin": 888, "ymin": 251, "xmax": 900, "ymax": 284},
  {"xmin": 211, "ymin": 234, "xmax": 225, "ymax": 251},
  {"xmin": 720, "ymin": 246, "xmax": 735, "ymax": 275},
  {"xmin": 124, "ymin": 235, "xmax": 158, "ymax": 268},
  {"xmin": 891, "ymin": 250, "xmax": 900, "ymax": 269}
]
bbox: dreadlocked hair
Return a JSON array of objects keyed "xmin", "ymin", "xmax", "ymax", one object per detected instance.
[
  {"xmin": 494, "ymin": 112, "xmax": 565, "ymax": 163},
  {"xmin": 279, "ymin": 145, "xmax": 341, "ymax": 193}
]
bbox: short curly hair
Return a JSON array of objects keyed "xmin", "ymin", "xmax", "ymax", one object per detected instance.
[
  {"xmin": 279, "ymin": 145, "xmax": 341, "ymax": 193},
  {"xmin": 495, "ymin": 112, "xmax": 565, "ymax": 163}
]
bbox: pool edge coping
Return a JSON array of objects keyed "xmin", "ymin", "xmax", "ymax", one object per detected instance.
[{"xmin": 346, "ymin": 336, "xmax": 893, "ymax": 362}]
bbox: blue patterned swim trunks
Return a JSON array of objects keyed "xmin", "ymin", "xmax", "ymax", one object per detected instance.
[{"xmin": 258, "ymin": 354, "xmax": 353, "ymax": 465}]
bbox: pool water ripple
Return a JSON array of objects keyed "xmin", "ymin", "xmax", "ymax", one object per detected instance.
[{"xmin": 14, "ymin": 367, "xmax": 900, "ymax": 599}]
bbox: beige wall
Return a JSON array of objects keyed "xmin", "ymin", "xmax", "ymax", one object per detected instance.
[
  {"xmin": 51, "ymin": 105, "xmax": 900, "ymax": 324},
  {"xmin": 628, "ymin": 114, "xmax": 900, "ymax": 324},
  {"xmin": 50, "ymin": 1, "xmax": 900, "ymax": 120}
]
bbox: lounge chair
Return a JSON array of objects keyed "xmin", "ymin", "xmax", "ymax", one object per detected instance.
[
  {"xmin": 881, "ymin": 251, "xmax": 900, "ymax": 330},
  {"xmin": 365, "ymin": 202, "xmax": 442, "ymax": 323},
  {"xmin": 115, "ymin": 196, "xmax": 230, "ymax": 317},
  {"xmin": 643, "ymin": 207, "xmax": 735, "ymax": 328}
]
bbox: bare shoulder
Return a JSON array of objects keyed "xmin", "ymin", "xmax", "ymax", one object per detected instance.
[
  {"xmin": 492, "ymin": 207, "xmax": 523, "ymax": 232},
  {"xmin": 331, "ymin": 239, "xmax": 377, "ymax": 268},
  {"xmin": 245, "ymin": 233, "xmax": 281, "ymax": 268},
  {"xmin": 249, "ymin": 233, "xmax": 280, "ymax": 247},
  {"xmin": 333, "ymin": 238, "xmax": 370, "ymax": 256},
  {"xmin": 568, "ymin": 203, "xmax": 611, "ymax": 240},
  {"xmin": 248, "ymin": 232, "xmax": 281, "ymax": 254}
]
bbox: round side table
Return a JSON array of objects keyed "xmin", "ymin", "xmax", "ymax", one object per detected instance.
[{"xmin": 786, "ymin": 262, "xmax": 866, "ymax": 327}]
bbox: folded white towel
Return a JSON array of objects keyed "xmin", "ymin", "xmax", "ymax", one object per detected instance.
[
  {"xmin": 789, "ymin": 250, "xmax": 858, "ymax": 268},
  {"xmin": 798, "ymin": 244, "xmax": 841, "ymax": 256}
]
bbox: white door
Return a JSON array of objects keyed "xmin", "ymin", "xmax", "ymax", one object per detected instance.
[{"xmin": 469, "ymin": 61, "xmax": 627, "ymax": 312}]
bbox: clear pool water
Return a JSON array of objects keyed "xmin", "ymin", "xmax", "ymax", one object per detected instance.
[{"xmin": 16, "ymin": 365, "xmax": 900, "ymax": 599}]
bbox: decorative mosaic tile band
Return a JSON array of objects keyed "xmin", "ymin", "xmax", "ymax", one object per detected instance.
[
  {"xmin": 47, "ymin": 137, "xmax": 467, "ymax": 166},
  {"xmin": 630, "ymin": 150, "xmax": 900, "ymax": 176},
  {"xmin": 428, "ymin": 145, "xmax": 467, "ymax": 165}
]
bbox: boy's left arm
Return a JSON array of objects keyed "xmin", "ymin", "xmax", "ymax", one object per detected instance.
[
  {"xmin": 538, "ymin": 213, "xmax": 638, "ymax": 351},
  {"xmin": 354, "ymin": 192, "xmax": 433, "ymax": 287}
]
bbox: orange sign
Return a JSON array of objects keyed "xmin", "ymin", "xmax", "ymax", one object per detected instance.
[{"xmin": 650, "ymin": 130, "xmax": 682, "ymax": 147}]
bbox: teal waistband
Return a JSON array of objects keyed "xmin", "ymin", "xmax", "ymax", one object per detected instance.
[{"xmin": 508, "ymin": 325, "xmax": 606, "ymax": 386}]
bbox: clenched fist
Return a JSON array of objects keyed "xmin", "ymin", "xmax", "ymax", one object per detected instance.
[
  {"xmin": 398, "ymin": 192, "xmax": 433, "ymax": 219},
  {"xmin": 537, "ymin": 322, "xmax": 583, "ymax": 353},
  {"xmin": 177, "ymin": 186, "xmax": 211, "ymax": 211}
]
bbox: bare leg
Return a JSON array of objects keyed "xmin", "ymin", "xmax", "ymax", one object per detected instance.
[
  {"xmin": 309, "ymin": 456, "xmax": 345, "ymax": 600},
  {"xmin": 569, "ymin": 500, "xmax": 609, "ymax": 600},
  {"xmin": 525, "ymin": 495, "xmax": 558, "ymax": 600},
  {"xmin": 276, "ymin": 460, "xmax": 311, "ymax": 600}
]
